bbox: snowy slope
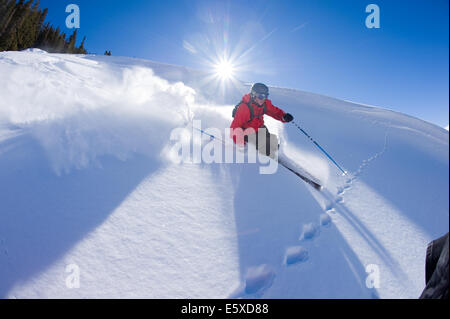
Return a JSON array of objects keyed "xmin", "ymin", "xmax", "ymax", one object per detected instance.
[{"xmin": 0, "ymin": 49, "xmax": 448, "ymax": 299}]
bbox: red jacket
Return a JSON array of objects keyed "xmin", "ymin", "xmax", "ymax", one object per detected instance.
[{"xmin": 230, "ymin": 94, "xmax": 287, "ymax": 145}]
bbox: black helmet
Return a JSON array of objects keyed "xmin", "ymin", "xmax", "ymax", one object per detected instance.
[
  {"xmin": 251, "ymin": 83, "xmax": 269, "ymax": 94},
  {"xmin": 251, "ymin": 83, "xmax": 269, "ymax": 99}
]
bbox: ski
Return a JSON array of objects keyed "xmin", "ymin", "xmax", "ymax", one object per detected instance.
[{"xmin": 278, "ymin": 159, "xmax": 323, "ymax": 191}]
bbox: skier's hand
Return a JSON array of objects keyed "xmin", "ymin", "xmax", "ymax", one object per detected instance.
[{"xmin": 283, "ymin": 113, "xmax": 294, "ymax": 123}]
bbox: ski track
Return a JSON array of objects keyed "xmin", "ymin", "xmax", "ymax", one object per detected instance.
[
  {"xmin": 234, "ymin": 163, "xmax": 328, "ymax": 298},
  {"xmin": 236, "ymin": 128, "xmax": 392, "ymax": 298},
  {"xmin": 315, "ymin": 127, "xmax": 414, "ymax": 295},
  {"xmin": 321, "ymin": 128, "xmax": 390, "ymax": 241},
  {"xmin": 331, "ymin": 128, "xmax": 390, "ymax": 210},
  {"xmin": 235, "ymin": 156, "xmax": 348, "ymax": 298},
  {"xmin": 215, "ymin": 117, "xmax": 431, "ymax": 299}
]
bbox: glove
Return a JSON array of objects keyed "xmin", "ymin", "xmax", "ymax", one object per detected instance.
[{"xmin": 283, "ymin": 113, "xmax": 294, "ymax": 123}]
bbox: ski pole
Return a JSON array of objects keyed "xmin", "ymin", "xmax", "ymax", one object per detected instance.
[
  {"xmin": 291, "ymin": 120, "xmax": 347, "ymax": 175},
  {"xmin": 192, "ymin": 126, "xmax": 226, "ymax": 144}
]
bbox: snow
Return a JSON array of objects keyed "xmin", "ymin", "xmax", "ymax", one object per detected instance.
[{"xmin": 0, "ymin": 50, "xmax": 448, "ymax": 299}]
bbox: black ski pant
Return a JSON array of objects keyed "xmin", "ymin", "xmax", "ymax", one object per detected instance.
[{"xmin": 244, "ymin": 126, "xmax": 279, "ymax": 159}]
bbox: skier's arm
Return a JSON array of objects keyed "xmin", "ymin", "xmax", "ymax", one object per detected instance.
[{"xmin": 265, "ymin": 100, "xmax": 287, "ymax": 122}]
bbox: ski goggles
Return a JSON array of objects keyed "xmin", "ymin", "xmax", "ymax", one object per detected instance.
[{"xmin": 253, "ymin": 92, "xmax": 269, "ymax": 100}]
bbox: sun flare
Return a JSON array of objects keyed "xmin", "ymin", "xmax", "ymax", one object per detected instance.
[{"xmin": 214, "ymin": 59, "xmax": 235, "ymax": 80}]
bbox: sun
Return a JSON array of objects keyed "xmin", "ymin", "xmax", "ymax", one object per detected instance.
[{"xmin": 214, "ymin": 59, "xmax": 235, "ymax": 80}]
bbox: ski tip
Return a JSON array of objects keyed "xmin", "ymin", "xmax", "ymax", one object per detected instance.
[{"xmin": 309, "ymin": 181, "xmax": 323, "ymax": 191}]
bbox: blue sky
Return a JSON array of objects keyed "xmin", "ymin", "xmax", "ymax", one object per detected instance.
[{"xmin": 39, "ymin": 0, "xmax": 449, "ymax": 128}]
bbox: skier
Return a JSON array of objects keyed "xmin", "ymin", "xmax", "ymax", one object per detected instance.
[{"xmin": 230, "ymin": 83, "xmax": 293, "ymax": 159}]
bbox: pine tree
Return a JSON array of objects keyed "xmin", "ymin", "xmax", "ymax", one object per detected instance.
[
  {"xmin": 35, "ymin": 21, "xmax": 50, "ymax": 48},
  {"xmin": 0, "ymin": 1, "xmax": 15, "ymax": 34},
  {"xmin": 38, "ymin": 7, "xmax": 47, "ymax": 28},
  {"xmin": 77, "ymin": 36, "xmax": 87, "ymax": 54},
  {"xmin": 0, "ymin": 0, "xmax": 17, "ymax": 39},
  {"xmin": 17, "ymin": 0, "xmax": 38, "ymax": 50},
  {"xmin": 0, "ymin": 0, "xmax": 20, "ymax": 50},
  {"xmin": 0, "ymin": 0, "xmax": 32, "ymax": 51},
  {"xmin": 53, "ymin": 27, "xmax": 65, "ymax": 53},
  {"xmin": 47, "ymin": 26, "xmax": 57, "ymax": 50},
  {"xmin": 67, "ymin": 29, "xmax": 77, "ymax": 53}
]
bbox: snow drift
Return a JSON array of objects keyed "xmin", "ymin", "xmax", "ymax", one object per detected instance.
[
  {"xmin": 0, "ymin": 50, "xmax": 196, "ymax": 174},
  {"xmin": 0, "ymin": 49, "xmax": 448, "ymax": 298}
]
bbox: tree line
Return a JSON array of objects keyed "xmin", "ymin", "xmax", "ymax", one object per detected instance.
[{"xmin": 0, "ymin": 0, "xmax": 87, "ymax": 53}]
